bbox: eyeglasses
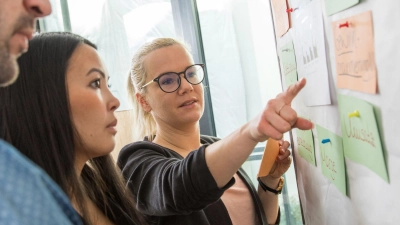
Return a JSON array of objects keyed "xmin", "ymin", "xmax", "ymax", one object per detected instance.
[{"xmin": 140, "ymin": 64, "xmax": 205, "ymax": 93}]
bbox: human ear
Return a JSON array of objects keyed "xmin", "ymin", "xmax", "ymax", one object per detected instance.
[{"xmin": 136, "ymin": 93, "xmax": 152, "ymax": 113}]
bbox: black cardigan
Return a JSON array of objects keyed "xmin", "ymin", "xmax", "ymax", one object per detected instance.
[{"xmin": 118, "ymin": 135, "xmax": 277, "ymax": 225}]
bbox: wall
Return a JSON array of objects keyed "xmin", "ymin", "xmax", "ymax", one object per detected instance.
[{"xmin": 272, "ymin": 0, "xmax": 400, "ymax": 224}]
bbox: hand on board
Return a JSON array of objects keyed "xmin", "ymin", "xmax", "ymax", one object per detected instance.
[{"xmin": 247, "ymin": 78, "xmax": 313, "ymax": 142}]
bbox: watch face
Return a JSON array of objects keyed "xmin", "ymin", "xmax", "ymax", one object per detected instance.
[{"xmin": 277, "ymin": 177, "xmax": 284, "ymax": 191}]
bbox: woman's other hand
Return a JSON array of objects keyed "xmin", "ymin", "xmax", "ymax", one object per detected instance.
[{"xmin": 268, "ymin": 140, "xmax": 292, "ymax": 179}]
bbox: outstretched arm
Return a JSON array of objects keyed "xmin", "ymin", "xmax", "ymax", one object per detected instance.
[{"xmin": 204, "ymin": 78, "xmax": 312, "ymax": 188}]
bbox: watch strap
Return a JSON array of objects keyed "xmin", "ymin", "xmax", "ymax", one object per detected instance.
[{"xmin": 257, "ymin": 177, "xmax": 283, "ymax": 194}]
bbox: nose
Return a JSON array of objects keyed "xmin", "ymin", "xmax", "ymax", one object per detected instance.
[
  {"xmin": 108, "ymin": 91, "xmax": 121, "ymax": 112},
  {"xmin": 177, "ymin": 73, "xmax": 193, "ymax": 95},
  {"xmin": 24, "ymin": 0, "xmax": 52, "ymax": 18}
]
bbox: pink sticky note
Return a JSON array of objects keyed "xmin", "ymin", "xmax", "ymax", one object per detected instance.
[
  {"xmin": 332, "ymin": 11, "xmax": 377, "ymax": 94},
  {"xmin": 271, "ymin": 0, "xmax": 290, "ymax": 37}
]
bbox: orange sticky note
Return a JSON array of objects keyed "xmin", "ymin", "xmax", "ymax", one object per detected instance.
[
  {"xmin": 332, "ymin": 11, "xmax": 377, "ymax": 94},
  {"xmin": 258, "ymin": 139, "xmax": 280, "ymax": 177}
]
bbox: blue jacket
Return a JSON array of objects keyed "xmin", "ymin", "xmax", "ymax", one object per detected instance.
[{"xmin": 0, "ymin": 139, "xmax": 82, "ymax": 225}]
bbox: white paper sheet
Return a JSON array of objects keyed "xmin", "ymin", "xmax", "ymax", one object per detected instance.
[{"xmin": 291, "ymin": 0, "xmax": 331, "ymax": 106}]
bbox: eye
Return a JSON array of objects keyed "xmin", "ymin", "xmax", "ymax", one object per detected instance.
[
  {"xmin": 161, "ymin": 78, "xmax": 175, "ymax": 85},
  {"xmin": 107, "ymin": 76, "xmax": 111, "ymax": 88},
  {"xmin": 186, "ymin": 72, "xmax": 197, "ymax": 78},
  {"xmin": 90, "ymin": 79, "xmax": 101, "ymax": 89},
  {"xmin": 159, "ymin": 74, "xmax": 178, "ymax": 86}
]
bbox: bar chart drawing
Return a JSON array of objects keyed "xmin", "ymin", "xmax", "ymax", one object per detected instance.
[
  {"xmin": 303, "ymin": 44, "xmax": 318, "ymax": 64},
  {"xmin": 291, "ymin": 0, "xmax": 331, "ymax": 106}
]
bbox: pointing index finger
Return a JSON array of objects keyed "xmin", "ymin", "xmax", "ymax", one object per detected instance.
[{"xmin": 279, "ymin": 78, "xmax": 306, "ymax": 104}]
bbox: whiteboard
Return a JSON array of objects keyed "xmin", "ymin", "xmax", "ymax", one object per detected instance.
[{"xmin": 272, "ymin": 0, "xmax": 400, "ymax": 224}]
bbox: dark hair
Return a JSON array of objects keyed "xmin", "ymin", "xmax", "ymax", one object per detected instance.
[{"xmin": 0, "ymin": 32, "xmax": 146, "ymax": 225}]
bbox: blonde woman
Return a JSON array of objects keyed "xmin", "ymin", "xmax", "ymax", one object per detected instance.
[{"xmin": 118, "ymin": 38, "xmax": 312, "ymax": 225}]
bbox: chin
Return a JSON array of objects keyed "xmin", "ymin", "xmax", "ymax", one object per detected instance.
[
  {"xmin": 93, "ymin": 143, "xmax": 115, "ymax": 157},
  {"xmin": 183, "ymin": 114, "xmax": 202, "ymax": 124}
]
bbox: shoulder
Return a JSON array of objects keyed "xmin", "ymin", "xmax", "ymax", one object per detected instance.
[
  {"xmin": 119, "ymin": 140, "xmax": 173, "ymax": 157},
  {"xmin": 117, "ymin": 140, "xmax": 181, "ymax": 167},
  {"xmin": 0, "ymin": 140, "xmax": 82, "ymax": 225},
  {"xmin": 200, "ymin": 135, "xmax": 221, "ymax": 144},
  {"xmin": 0, "ymin": 139, "xmax": 41, "ymax": 175}
]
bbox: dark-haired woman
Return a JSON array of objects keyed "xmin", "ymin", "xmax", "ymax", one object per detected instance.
[{"xmin": 0, "ymin": 32, "xmax": 147, "ymax": 225}]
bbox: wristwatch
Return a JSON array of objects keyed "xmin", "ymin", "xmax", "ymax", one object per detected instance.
[{"xmin": 257, "ymin": 177, "xmax": 284, "ymax": 194}]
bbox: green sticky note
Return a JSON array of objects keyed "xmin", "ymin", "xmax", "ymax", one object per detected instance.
[
  {"xmin": 325, "ymin": 0, "xmax": 359, "ymax": 16},
  {"xmin": 316, "ymin": 125, "xmax": 346, "ymax": 195},
  {"xmin": 296, "ymin": 128, "xmax": 316, "ymax": 166},
  {"xmin": 280, "ymin": 41, "xmax": 298, "ymax": 87},
  {"xmin": 338, "ymin": 94, "xmax": 388, "ymax": 182}
]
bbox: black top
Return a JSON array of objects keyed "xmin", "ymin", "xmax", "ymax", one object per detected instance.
[{"xmin": 118, "ymin": 135, "xmax": 277, "ymax": 225}]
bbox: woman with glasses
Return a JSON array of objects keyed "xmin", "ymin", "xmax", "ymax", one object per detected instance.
[{"xmin": 118, "ymin": 37, "xmax": 313, "ymax": 225}]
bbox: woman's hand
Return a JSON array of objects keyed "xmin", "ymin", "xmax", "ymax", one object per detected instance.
[
  {"xmin": 268, "ymin": 140, "xmax": 292, "ymax": 179},
  {"xmin": 258, "ymin": 140, "xmax": 291, "ymax": 187},
  {"xmin": 246, "ymin": 78, "xmax": 313, "ymax": 142}
]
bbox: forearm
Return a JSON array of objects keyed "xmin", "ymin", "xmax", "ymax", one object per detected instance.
[
  {"xmin": 204, "ymin": 79, "xmax": 312, "ymax": 188},
  {"xmin": 205, "ymin": 123, "xmax": 259, "ymax": 188},
  {"xmin": 258, "ymin": 177, "xmax": 281, "ymax": 224}
]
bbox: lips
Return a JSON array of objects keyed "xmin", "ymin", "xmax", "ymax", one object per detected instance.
[
  {"xmin": 18, "ymin": 28, "xmax": 34, "ymax": 40},
  {"xmin": 9, "ymin": 33, "xmax": 28, "ymax": 56},
  {"xmin": 107, "ymin": 119, "xmax": 118, "ymax": 128},
  {"xmin": 9, "ymin": 29, "xmax": 34, "ymax": 57},
  {"xmin": 179, "ymin": 99, "xmax": 197, "ymax": 107}
]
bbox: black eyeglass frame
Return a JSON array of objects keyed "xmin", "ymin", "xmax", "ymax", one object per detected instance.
[{"xmin": 140, "ymin": 64, "xmax": 205, "ymax": 93}]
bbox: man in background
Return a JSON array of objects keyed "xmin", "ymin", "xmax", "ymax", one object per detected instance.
[{"xmin": 0, "ymin": 1, "xmax": 82, "ymax": 224}]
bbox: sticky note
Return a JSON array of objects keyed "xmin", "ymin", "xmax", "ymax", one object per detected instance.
[
  {"xmin": 296, "ymin": 128, "xmax": 316, "ymax": 166},
  {"xmin": 258, "ymin": 139, "xmax": 280, "ymax": 177},
  {"xmin": 280, "ymin": 41, "xmax": 298, "ymax": 88},
  {"xmin": 316, "ymin": 125, "xmax": 347, "ymax": 195},
  {"xmin": 325, "ymin": 0, "xmax": 359, "ymax": 16},
  {"xmin": 332, "ymin": 11, "xmax": 377, "ymax": 94},
  {"xmin": 271, "ymin": 0, "xmax": 290, "ymax": 37},
  {"xmin": 338, "ymin": 94, "xmax": 388, "ymax": 182}
]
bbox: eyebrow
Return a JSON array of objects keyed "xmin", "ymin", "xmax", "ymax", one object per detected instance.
[{"xmin": 86, "ymin": 68, "xmax": 106, "ymax": 78}]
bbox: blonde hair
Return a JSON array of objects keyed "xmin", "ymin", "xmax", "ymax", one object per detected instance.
[{"xmin": 128, "ymin": 37, "xmax": 192, "ymax": 141}]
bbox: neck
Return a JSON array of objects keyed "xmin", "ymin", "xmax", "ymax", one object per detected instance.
[
  {"xmin": 74, "ymin": 148, "xmax": 89, "ymax": 177},
  {"xmin": 154, "ymin": 122, "xmax": 201, "ymax": 157}
]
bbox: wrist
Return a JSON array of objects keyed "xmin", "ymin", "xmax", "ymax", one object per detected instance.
[
  {"xmin": 258, "ymin": 176, "xmax": 284, "ymax": 194},
  {"xmin": 259, "ymin": 176, "xmax": 280, "ymax": 187}
]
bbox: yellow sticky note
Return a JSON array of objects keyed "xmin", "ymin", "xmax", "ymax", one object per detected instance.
[{"xmin": 258, "ymin": 139, "xmax": 280, "ymax": 177}]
